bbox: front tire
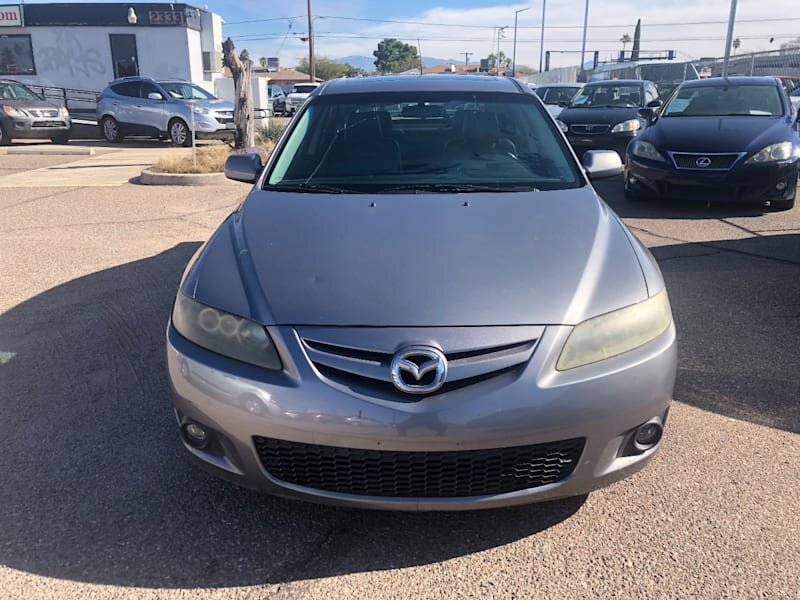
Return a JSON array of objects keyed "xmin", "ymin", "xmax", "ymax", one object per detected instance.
[
  {"xmin": 169, "ymin": 118, "xmax": 192, "ymax": 147},
  {"xmin": 0, "ymin": 124, "xmax": 10, "ymax": 146},
  {"xmin": 624, "ymin": 173, "xmax": 647, "ymax": 201},
  {"xmin": 101, "ymin": 116, "xmax": 123, "ymax": 143}
]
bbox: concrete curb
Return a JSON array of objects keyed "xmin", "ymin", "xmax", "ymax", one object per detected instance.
[
  {"xmin": 138, "ymin": 168, "xmax": 228, "ymax": 186},
  {"xmin": 4, "ymin": 147, "xmax": 94, "ymax": 156}
]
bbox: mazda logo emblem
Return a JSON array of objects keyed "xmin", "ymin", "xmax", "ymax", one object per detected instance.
[
  {"xmin": 390, "ymin": 346, "xmax": 448, "ymax": 394},
  {"xmin": 695, "ymin": 156, "xmax": 712, "ymax": 168}
]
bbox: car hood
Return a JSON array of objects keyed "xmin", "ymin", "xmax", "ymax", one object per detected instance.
[
  {"xmin": 1, "ymin": 98, "xmax": 59, "ymax": 110},
  {"xmin": 287, "ymin": 93, "xmax": 310, "ymax": 101},
  {"xmin": 558, "ymin": 106, "xmax": 641, "ymax": 126},
  {"xmin": 185, "ymin": 187, "xmax": 649, "ymax": 327},
  {"xmin": 189, "ymin": 98, "xmax": 234, "ymax": 111},
  {"xmin": 646, "ymin": 115, "xmax": 792, "ymax": 152}
]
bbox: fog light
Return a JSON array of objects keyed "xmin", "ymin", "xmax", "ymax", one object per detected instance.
[
  {"xmin": 629, "ymin": 175, "xmax": 638, "ymax": 185},
  {"xmin": 634, "ymin": 421, "xmax": 663, "ymax": 451},
  {"xmin": 776, "ymin": 181, "xmax": 787, "ymax": 191},
  {"xmin": 183, "ymin": 422, "xmax": 208, "ymax": 448}
]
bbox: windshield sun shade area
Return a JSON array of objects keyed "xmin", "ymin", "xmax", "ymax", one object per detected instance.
[
  {"xmin": 265, "ymin": 92, "xmax": 583, "ymax": 194},
  {"xmin": 664, "ymin": 84, "xmax": 783, "ymax": 117}
]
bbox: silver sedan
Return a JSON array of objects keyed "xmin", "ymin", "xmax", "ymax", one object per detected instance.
[{"xmin": 167, "ymin": 75, "xmax": 676, "ymax": 511}]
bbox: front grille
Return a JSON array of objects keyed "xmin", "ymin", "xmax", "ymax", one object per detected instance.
[
  {"xmin": 570, "ymin": 124, "xmax": 610, "ymax": 134},
  {"xmin": 301, "ymin": 336, "xmax": 539, "ymax": 400},
  {"xmin": 253, "ymin": 437, "xmax": 585, "ymax": 497},
  {"xmin": 29, "ymin": 109, "xmax": 59, "ymax": 118},
  {"xmin": 671, "ymin": 152, "xmax": 741, "ymax": 170}
]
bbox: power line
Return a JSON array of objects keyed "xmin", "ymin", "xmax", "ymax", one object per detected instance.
[{"xmin": 223, "ymin": 15, "xmax": 305, "ymax": 26}]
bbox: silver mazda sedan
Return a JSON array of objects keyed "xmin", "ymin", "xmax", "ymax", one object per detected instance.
[{"xmin": 167, "ymin": 76, "xmax": 676, "ymax": 511}]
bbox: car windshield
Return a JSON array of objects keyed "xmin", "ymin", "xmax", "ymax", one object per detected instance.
[
  {"xmin": 265, "ymin": 91, "xmax": 582, "ymax": 194},
  {"xmin": 0, "ymin": 81, "xmax": 39, "ymax": 101},
  {"xmin": 570, "ymin": 85, "xmax": 643, "ymax": 108},
  {"xmin": 293, "ymin": 85, "xmax": 318, "ymax": 94},
  {"xmin": 663, "ymin": 84, "xmax": 783, "ymax": 117},
  {"xmin": 160, "ymin": 82, "xmax": 215, "ymax": 100},
  {"xmin": 536, "ymin": 87, "xmax": 581, "ymax": 105}
]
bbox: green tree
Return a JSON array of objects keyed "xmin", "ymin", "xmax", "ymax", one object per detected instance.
[
  {"xmin": 488, "ymin": 51, "xmax": 512, "ymax": 71},
  {"xmin": 296, "ymin": 56, "xmax": 364, "ymax": 80},
  {"xmin": 373, "ymin": 38, "xmax": 419, "ymax": 73}
]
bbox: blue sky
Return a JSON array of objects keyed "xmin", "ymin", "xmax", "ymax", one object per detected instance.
[{"xmin": 22, "ymin": 1, "xmax": 800, "ymax": 70}]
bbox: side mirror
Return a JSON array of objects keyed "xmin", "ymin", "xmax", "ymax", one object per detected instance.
[
  {"xmin": 147, "ymin": 92, "xmax": 164, "ymax": 101},
  {"xmin": 582, "ymin": 150, "xmax": 623, "ymax": 180},
  {"xmin": 224, "ymin": 152, "xmax": 263, "ymax": 184},
  {"xmin": 558, "ymin": 101, "xmax": 568, "ymax": 108},
  {"xmin": 647, "ymin": 98, "xmax": 663, "ymax": 108},
  {"xmin": 638, "ymin": 107, "xmax": 656, "ymax": 123}
]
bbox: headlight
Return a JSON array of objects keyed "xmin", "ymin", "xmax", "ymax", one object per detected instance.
[
  {"xmin": 557, "ymin": 288, "xmax": 672, "ymax": 371},
  {"xmin": 2, "ymin": 105, "xmax": 28, "ymax": 118},
  {"xmin": 58, "ymin": 106, "xmax": 69, "ymax": 118},
  {"xmin": 556, "ymin": 120, "xmax": 569, "ymax": 133},
  {"xmin": 611, "ymin": 119, "xmax": 642, "ymax": 133},
  {"xmin": 745, "ymin": 142, "xmax": 793, "ymax": 164},
  {"xmin": 172, "ymin": 291, "xmax": 282, "ymax": 370},
  {"xmin": 630, "ymin": 140, "xmax": 666, "ymax": 162},
  {"xmin": 185, "ymin": 103, "xmax": 210, "ymax": 115}
]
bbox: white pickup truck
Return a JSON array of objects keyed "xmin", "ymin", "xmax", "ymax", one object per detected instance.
[{"xmin": 285, "ymin": 82, "xmax": 321, "ymax": 115}]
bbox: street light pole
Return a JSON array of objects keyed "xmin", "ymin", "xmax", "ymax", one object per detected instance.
[
  {"xmin": 579, "ymin": 0, "xmax": 590, "ymax": 78},
  {"xmin": 307, "ymin": 0, "xmax": 315, "ymax": 82},
  {"xmin": 721, "ymin": 0, "xmax": 738, "ymax": 78},
  {"xmin": 538, "ymin": 0, "xmax": 546, "ymax": 73},
  {"xmin": 512, "ymin": 7, "xmax": 529, "ymax": 78}
]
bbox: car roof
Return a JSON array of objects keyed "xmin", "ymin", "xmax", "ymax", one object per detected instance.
[
  {"xmin": 681, "ymin": 76, "xmax": 779, "ymax": 88},
  {"xmin": 583, "ymin": 79, "xmax": 648, "ymax": 87},
  {"xmin": 536, "ymin": 82, "xmax": 583, "ymax": 88},
  {"xmin": 319, "ymin": 75, "xmax": 525, "ymax": 95}
]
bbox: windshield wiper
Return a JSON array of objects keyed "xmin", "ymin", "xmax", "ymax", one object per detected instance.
[
  {"xmin": 379, "ymin": 183, "xmax": 539, "ymax": 194},
  {"xmin": 267, "ymin": 183, "xmax": 364, "ymax": 194}
]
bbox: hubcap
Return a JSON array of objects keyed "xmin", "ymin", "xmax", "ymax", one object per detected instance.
[
  {"xmin": 172, "ymin": 123, "xmax": 187, "ymax": 144},
  {"xmin": 104, "ymin": 119, "xmax": 117, "ymax": 139}
]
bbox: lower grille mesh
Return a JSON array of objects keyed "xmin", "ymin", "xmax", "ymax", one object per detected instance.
[{"xmin": 253, "ymin": 436, "xmax": 585, "ymax": 498}]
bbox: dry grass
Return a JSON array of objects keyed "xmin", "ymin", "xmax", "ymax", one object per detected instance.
[{"xmin": 151, "ymin": 141, "xmax": 275, "ymax": 174}]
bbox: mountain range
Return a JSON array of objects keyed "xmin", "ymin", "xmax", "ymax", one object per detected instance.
[{"xmin": 334, "ymin": 55, "xmax": 459, "ymax": 72}]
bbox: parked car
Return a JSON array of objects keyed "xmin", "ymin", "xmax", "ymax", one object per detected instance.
[
  {"xmin": 777, "ymin": 76, "xmax": 800, "ymax": 111},
  {"xmin": 557, "ymin": 79, "xmax": 662, "ymax": 160},
  {"xmin": 96, "ymin": 77, "xmax": 235, "ymax": 146},
  {"xmin": 625, "ymin": 76, "xmax": 800, "ymax": 210},
  {"xmin": 166, "ymin": 75, "xmax": 676, "ymax": 511},
  {"xmin": 534, "ymin": 83, "xmax": 583, "ymax": 118},
  {"xmin": 269, "ymin": 86, "xmax": 286, "ymax": 115},
  {"xmin": 0, "ymin": 79, "xmax": 71, "ymax": 145},
  {"xmin": 284, "ymin": 82, "xmax": 320, "ymax": 115}
]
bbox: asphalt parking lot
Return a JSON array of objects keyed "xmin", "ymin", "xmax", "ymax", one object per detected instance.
[{"xmin": 0, "ymin": 159, "xmax": 798, "ymax": 598}]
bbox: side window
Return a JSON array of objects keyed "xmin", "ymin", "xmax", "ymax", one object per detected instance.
[
  {"xmin": 110, "ymin": 81, "xmax": 140, "ymax": 97},
  {"xmin": 140, "ymin": 82, "xmax": 161, "ymax": 99},
  {"xmin": 644, "ymin": 85, "xmax": 657, "ymax": 105}
]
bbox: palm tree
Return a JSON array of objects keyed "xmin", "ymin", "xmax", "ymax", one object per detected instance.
[
  {"xmin": 732, "ymin": 38, "xmax": 741, "ymax": 56},
  {"xmin": 259, "ymin": 56, "xmax": 268, "ymax": 69},
  {"xmin": 620, "ymin": 34, "xmax": 632, "ymax": 57}
]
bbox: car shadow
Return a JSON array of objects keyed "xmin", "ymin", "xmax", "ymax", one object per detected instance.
[
  {"xmin": 1, "ymin": 232, "xmax": 798, "ymax": 589},
  {"xmin": 593, "ymin": 176, "xmax": 791, "ymax": 219},
  {"xmin": 0, "ymin": 243, "xmax": 584, "ymax": 589}
]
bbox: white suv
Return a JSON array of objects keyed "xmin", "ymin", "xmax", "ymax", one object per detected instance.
[{"xmin": 285, "ymin": 82, "xmax": 321, "ymax": 115}]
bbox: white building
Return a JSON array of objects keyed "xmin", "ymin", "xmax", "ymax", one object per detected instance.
[{"xmin": 0, "ymin": 2, "xmax": 224, "ymax": 95}]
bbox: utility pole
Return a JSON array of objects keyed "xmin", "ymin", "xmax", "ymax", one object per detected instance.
[
  {"xmin": 579, "ymin": 0, "xmax": 590, "ymax": 78},
  {"xmin": 721, "ymin": 0, "xmax": 738, "ymax": 77},
  {"xmin": 512, "ymin": 7, "xmax": 530, "ymax": 77},
  {"xmin": 306, "ymin": 0, "xmax": 315, "ymax": 82},
  {"xmin": 495, "ymin": 26, "xmax": 507, "ymax": 75},
  {"xmin": 539, "ymin": 0, "xmax": 546, "ymax": 73},
  {"xmin": 462, "ymin": 51, "xmax": 472, "ymax": 66}
]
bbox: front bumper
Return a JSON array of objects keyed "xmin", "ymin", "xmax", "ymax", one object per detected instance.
[
  {"xmin": 566, "ymin": 131, "xmax": 637, "ymax": 161},
  {"xmin": 193, "ymin": 114, "xmax": 235, "ymax": 140},
  {"xmin": 625, "ymin": 155, "xmax": 800, "ymax": 203},
  {"xmin": 167, "ymin": 321, "xmax": 677, "ymax": 511},
  {"xmin": 4, "ymin": 115, "xmax": 71, "ymax": 138}
]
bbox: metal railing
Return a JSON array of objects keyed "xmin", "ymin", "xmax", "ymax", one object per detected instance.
[
  {"xmin": 694, "ymin": 47, "xmax": 800, "ymax": 78},
  {"xmin": 25, "ymin": 84, "xmax": 99, "ymax": 113}
]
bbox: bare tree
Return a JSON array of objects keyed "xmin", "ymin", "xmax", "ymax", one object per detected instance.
[{"xmin": 222, "ymin": 37, "xmax": 255, "ymax": 149}]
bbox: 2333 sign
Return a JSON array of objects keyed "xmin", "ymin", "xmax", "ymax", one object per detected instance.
[{"xmin": 148, "ymin": 10, "xmax": 186, "ymax": 25}]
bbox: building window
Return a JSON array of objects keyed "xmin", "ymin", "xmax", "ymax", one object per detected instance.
[
  {"xmin": 0, "ymin": 34, "xmax": 36, "ymax": 75},
  {"xmin": 109, "ymin": 34, "xmax": 139, "ymax": 79}
]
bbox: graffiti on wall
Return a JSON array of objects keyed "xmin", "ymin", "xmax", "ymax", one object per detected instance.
[{"xmin": 37, "ymin": 31, "xmax": 107, "ymax": 78}]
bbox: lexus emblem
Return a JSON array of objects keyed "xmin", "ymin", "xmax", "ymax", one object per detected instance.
[
  {"xmin": 390, "ymin": 345, "xmax": 448, "ymax": 394},
  {"xmin": 695, "ymin": 156, "xmax": 712, "ymax": 168}
]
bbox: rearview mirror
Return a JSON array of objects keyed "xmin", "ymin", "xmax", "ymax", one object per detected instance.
[
  {"xmin": 638, "ymin": 107, "xmax": 656, "ymax": 123},
  {"xmin": 582, "ymin": 150, "xmax": 623, "ymax": 180},
  {"xmin": 224, "ymin": 153, "xmax": 263, "ymax": 184},
  {"xmin": 147, "ymin": 92, "xmax": 163, "ymax": 101}
]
